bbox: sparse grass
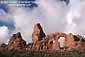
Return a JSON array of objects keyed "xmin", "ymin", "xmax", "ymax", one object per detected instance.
[
  {"xmin": 0, "ymin": 49, "xmax": 84, "ymax": 57},
  {"xmin": 25, "ymin": 50, "xmax": 83, "ymax": 57}
]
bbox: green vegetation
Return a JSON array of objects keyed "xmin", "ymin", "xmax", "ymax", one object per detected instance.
[{"xmin": 0, "ymin": 51, "xmax": 21, "ymax": 57}]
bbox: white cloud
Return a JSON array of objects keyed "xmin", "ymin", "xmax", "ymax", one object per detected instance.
[
  {"xmin": 11, "ymin": 7, "xmax": 39, "ymax": 43},
  {"xmin": 65, "ymin": 0, "xmax": 85, "ymax": 35},
  {"xmin": 37, "ymin": 0, "xmax": 68, "ymax": 34},
  {"xmin": 0, "ymin": 26, "xmax": 9, "ymax": 44},
  {"xmin": 0, "ymin": 8, "xmax": 12, "ymax": 22},
  {"xmin": 6, "ymin": 0, "xmax": 85, "ymax": 43},
  {"xmin": 8, "ymin": 0, "xmax": 67, "ymax": 43}
]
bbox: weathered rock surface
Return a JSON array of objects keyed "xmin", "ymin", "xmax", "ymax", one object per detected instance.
[
  {"xmin": 31, "ymin": 32, "xmax": 83, "ymax": 51},
  {"xmin": 0, "ymin": 43, "xmax": 7, "ymax": 51},
  {"xmin": 7, "ymin": 32, "xmax": 26, "ymax": 51},
  {"xmin": 0, "ymin": 32, "xmax": 83, "ymax": 52}
]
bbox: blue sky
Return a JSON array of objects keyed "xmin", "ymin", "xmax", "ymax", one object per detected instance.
[
  {"xmin": 0, "ymin": 0, "xmax": 37, "ymax": 31},
  {"xmin": 0, "ymin": 0, "xmax": 85, "ymax": 43},
  {"xmin": 2, "ymin": 0, "xmax": 85, "ymax": 44},
  {"xmin": 0, "ymin": 0, "xmax": 69, "ymax": 33},
  {"xmin": 0, "ymin": 0, "xmax": 39, "ymax": 43},
  {"xmin": 60, "ymin": 0, "xmax": 69, "ymax": 5},
  {"xmin": 0, "ymin": 3, "xmax": 15, "ymax": 33},
  {"xmin": 0, "ymin": 0, "xmax": 72, "ymax": 44}
]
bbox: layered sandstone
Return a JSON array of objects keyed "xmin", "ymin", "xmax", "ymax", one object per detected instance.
[
  {"xmin": 7, "ymin": 32, "xmax": 26, "ymax": 51},
  {"xmin": 0, "ymin": 32, "xmax": 83, "ymax": 52},
  {"xmin": 32, "ymin": 31, "xmax": 83, "ymax": 51}
]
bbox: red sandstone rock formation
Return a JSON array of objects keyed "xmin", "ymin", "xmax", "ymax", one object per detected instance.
[
  {"xmin": 0, "ymin": 23, "xmax": 83, "ymax": 52},
  {"xmin": 31, "ymin": 32, "xmax": 83, "ymax": 51},
  {"xmin": 7, "ymin": 32, "xmax": 26, "ymax": 51},
  {"xmin": 0, "ymin": 43, "xmax": 7, "ymax": 51}
]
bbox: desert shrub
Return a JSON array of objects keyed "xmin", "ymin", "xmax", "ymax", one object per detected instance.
[
  {"xmin": 0, "ymin": 51, "xmax": 21, "ymax": 57},
  {"xmin": 26, "ymin": 50, "xmax": 82, "ymax": 57},
  {"xmin": 0, "ymin": 50, "xmax": 82, "ymax": 57}
]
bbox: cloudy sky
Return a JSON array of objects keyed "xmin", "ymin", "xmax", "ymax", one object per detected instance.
[{"xmin": 0, "ymin": 0, "xmax": 85, "ymax": 44}]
